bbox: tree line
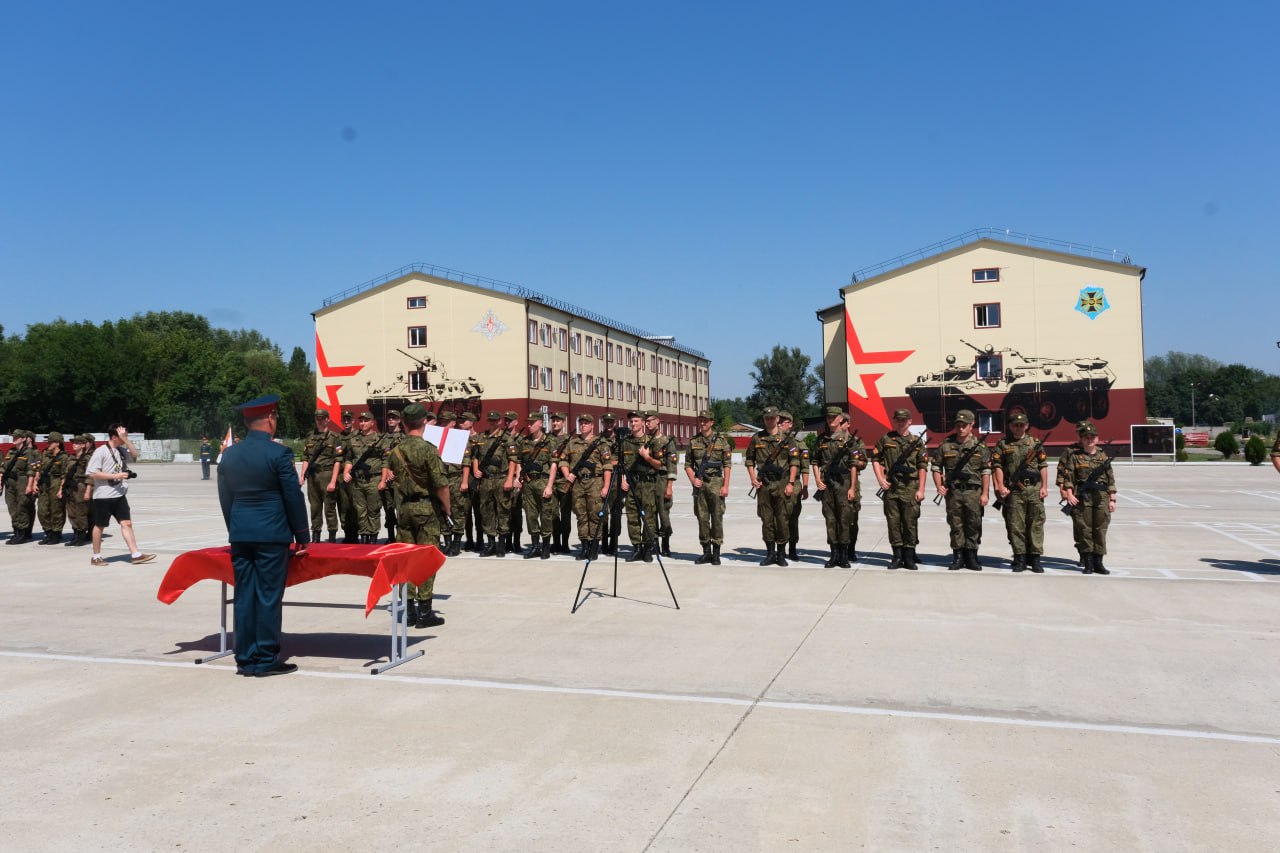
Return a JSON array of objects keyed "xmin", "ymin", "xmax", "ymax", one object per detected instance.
[
  {"xmin": 0, "ymin": 312, "xmax": 315, "ymax": 440},
  {"xmin": 1145, "ymin": 351, "xmax": 1280, "ymax": 430}
]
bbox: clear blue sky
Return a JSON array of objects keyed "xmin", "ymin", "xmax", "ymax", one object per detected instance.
[{"xmin": 3, "ymin": 2, "xmax": 1276, "ymax": 398}]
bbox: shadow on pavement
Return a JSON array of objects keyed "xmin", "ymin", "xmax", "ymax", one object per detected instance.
[{"xmin": 1198, "ymin": 557, "xmax": 1280, "ymax": 575}]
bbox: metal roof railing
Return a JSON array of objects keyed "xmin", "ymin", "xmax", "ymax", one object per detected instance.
[
  {"xmin": 849, "ymin": 227, "xmax": 1136, "ymax": 284},
  {"xmin": 322, "ymin": 262, "xmax": 706, "ymax": 360}
]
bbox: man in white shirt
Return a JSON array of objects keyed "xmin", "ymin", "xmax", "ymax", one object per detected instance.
[{"xmin": 86, "ymin": 423, "xmax": 155, "ymax": 565}]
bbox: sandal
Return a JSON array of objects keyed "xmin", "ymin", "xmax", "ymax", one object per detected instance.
[{"xmin": 90, "ymin": 555, "xmax": 107, "ymax": 566}]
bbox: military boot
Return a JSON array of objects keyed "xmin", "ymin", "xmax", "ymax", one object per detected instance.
[
  {"xmin": 964, "ymin": 548, "xmax": 982, "ymax": 571},
  {"xmin": 824, "ymin": 545, "xmax": 838, "ymax": 568},
  {"xmin": 405, "ymin": 598, "xmax": 420, "ymax": 626},
  {"xmin": 416, "ymin": 597, "xmax": 444, "ymax": 628},
  {"xmin": 327, "ymin": 531, "xmax": 338, "ymax": 543},
  {"xmin": 661, "ymin": 535, "xmax": 671, "ymax": 557},
  {"xmin": 696, "ymin": 544, "xmax": 713, "ymax": 565},
  {"xmin": 903, "ymin": 547, "xmax": 918, "ymax": 570},
  {"xmin": 774, "ymin": 543, "xmax": 788, "ymax": 567},
  {"xmin": 479, "ymin": 535, "xmax": 496, "ymax": 557},
  {"xmin": 711, "ymin": 544, "xmax": 722, "ymax": 565},
  {"xmin": 1093, "ymin": 554, "xmax": 1110, "ymax": 575},
  {"xmin": 453, "ymin": 534, "xmax": 464, "ymax": 556},
  {"xmin": 848, "ymin": 535, "xmax": 859, "ymax": 565},
  {"xmin": 888, "ymin": 546, "xmax": 903, "ymax": 570},
  {"xmin": 540, "ymin": 536, "xmax": 552, "ymax": 559},
  {"xmin": 626, "ymin": 544, "xmax": 646, "ymax": 562},
  {"xmin": 838, "ymin": 543, "xmax": 853, "ymax": 569},
  {"xmin": 311, "ymin": 529, "xmax": 321, "ymax": 544},
  {"xmin": 1080, "ymin": 551, "xmax": 1094, "ymax": 574},
  {"xmin": 1011, "ymin": 554, "xmax": 1026, "ymax": 573},
  {"xmin": 38, "ymin": 531, "xmax": 57, "ymax": 545},
  {"xmin": 523, "ymin": 538, "xmax": 540, "ymax": 559},
  {"xmin": 759, "ymin": 543, "xmax": 774, "ymax": 566},
  {"xmin": 787, "ymin": 541, "xmax": 799, "ymax": 561},
  {"xmin": 511, "ymin": 531, "xmax": 522, "ymax": 552},
  {"xmin": 1028, "ymin": 553, "xmax": 1044, "ymax": 573},
  {"xmin": 386, "ymin": 525, "xmax": 396, "ymax": 543},
  {"xmin": 495, "ymin": 535, "xmax": 507, "ymax": 558},
  {"xmin": 948, "ymin": 550, "xmax": 963, "ymax": 570}
]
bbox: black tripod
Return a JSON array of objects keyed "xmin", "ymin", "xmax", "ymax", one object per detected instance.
[{"xmin": 571, "ymin": 432, "xmax": 679, "ymax": 614}]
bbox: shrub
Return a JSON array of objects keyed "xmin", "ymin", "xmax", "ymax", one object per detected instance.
[
  {"xmin": 1244, "ymin": 435, "xmax": 1268, "ymax": 465},
  {"xmin": 1214, "ymin": 431, "xmax": 1239, "ymax": 458}
]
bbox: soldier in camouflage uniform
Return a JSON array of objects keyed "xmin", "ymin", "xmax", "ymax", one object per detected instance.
[
  {"xmin": 778, "ymin": 411, "xmax": 810, "ymax": 561},
  {"xmin": 1057, "ymin": 420, "xmax": 1117, "ymax": 575},
  {"xmin": 871, "ymin": 408, "xmax": 928, "ymax": 570},
  {"xmin": 600, "ymin": 413, "xmax": 625, "ymax": 554},
  {"xmin": 435, "ymin": 410, "xmax": 463, "ymax": 556},
  {"xmin": 449, "ymin": 411, "xmax": 477, "ymax": 555},
  {"xmin": 3, "ymin": 429, "xmax": 41, "ymax": 544},
  {"xmin": 381, "ymin": 403, "xmax": 451, "ymax": 628},
  {"xmin": 548, "ymin": 413, "xmax": 573, "ymax": 554},
  {"xmin": 36, "ymin": 431, "xmax": 73, "ymax": 544},
  {"xmin": 472, "ymin": 411, "xmax": 515, "ymax": 557},
  {"xmin": 811, "ymin": 407, "xmax": 866, "ymax": 569},
  {"xmin": 341, "ymin": 412, "xmax": 391, "ymax": 544},
  {"xmin": 380, "ymin": 409, "xmax": 404, "ymax": 542},
  {"xmin": 335, "ymin": 411, "xmax": 360, "ymax": 542},
  {"xmin": 514, "ymin": 413, "xmax": 558, "ymax": 559},
  {"xmin": 745, "ymin": 407, "xmax": 801, "ymax": 566},
  {"xmin": 558, "ymin": 414, "xmax": 613, "ymax": 559},
  {"xmin": 992, "ymin": 411, "xmax": 1048, "ymax": 573},
  {"xmin": 620, "ymin": 411, "xmax": 663, "ymax": 562},
  {"xmin": 63, "ymin": 435, "xmax": 94, "ymax": 546},
  {"xmin": 501, "ymin": 411, "xmax": 524, "ymax": 553},
  {"xmin": 1271, "ymin": 433, "xmax": 1280, "ymax": 475},
  {"xmin": 684, "ymin": 410, "xmax": 733, "ymax": 565},
  {"xmin": 298, "ymin": 410, "xmax": 343, "ymax": 542},
  {"xmin": 932, "ymin": 409, "xmax": 991, "ymax": 571},
  {"xmin": 644, "ymin": 412, "xmax": 678, "ymax": 556}
]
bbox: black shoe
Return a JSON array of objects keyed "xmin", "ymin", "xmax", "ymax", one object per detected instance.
[
  {"xmin": 1081, "ymin": 552, "xmax": 1094, "ymax": 574},
  {"xmin": 643, "ymin": 543, "xmax": 654, "ymax": 563},
  {"xmin": 948, "ymin": 550, "xmax": 963, "ymax": 570},
  {"xmin": 405, "ymin": 599, "xmax": 420, "ymax": 625},
  {"xmin": 1011, "ymin": 554, "xmax": 1026, "ymax": 572},
  {"xmin": 626, "ymin": 546, "xmax": 645, "ymax": 563},
  {"xmin": 311, "ymin": 530, "xmax": 321, "ymax": 544},
  {"xmin": 759, "ymin": 544, "xmax": 774, "ymax": 566},
  {"xmin": 511, "ymin": 533, "xmax": 522, "ymax": 551},
  {"xmin": 774, "ymin": 544, "xmax": 788, "ymax": 567},
  {"xmin": 838, "ymin": 544, "xmax": 852, "ymax": 569},
  {"xmin": 902, "ymin": 547, "xmax": 917, "ymax": 570},
  {"xmin": 824, "ymin": 545, "xmax": 838, "ymax": 568},
  {"xmin": 888, "ymin": 546, "xmax": 902, "ymax": 570},
  {"xmin": 523, "ymin": 542, "xmax": 539, "ymax": 559},
  {"xmin": 661, "ymin": 535, "xmax": 671, "ymax": 557},
  {"xmin": 328, "ymin": 532, "xmax": 338, "ymax": 543},
  {"xmin": 540, "ymin": 537, "xmax": 551, "ymax": 559},
  {"xmin": 1093, "ymin": 555, "xmax": 1110, "ymax": 575},
  {"xmin": 964, "ymin": 549, "xmax": 982, "ymax": 571},
  {"xmin": 246, "ymin": 662, "xmax": 298, "ymax": 678},
  {"xmin": 495, "ymin": 537, "xmax": 507, "ymax": 558},
  {"xmin": 479, "ymin": 536, "xmax": 496, "ymax": 557},
  {"xmin": 38, "ymin": 532, "xmax": 58, "ymax": 545},
  {"xmin": 1029, "ymin": 554, "xmax": 1044, "ymax": 573},
  {"xmin": 847, "ymin": 537, "xmax": 859, "ymax": 565},
  {"xmin": 416, "ymin": 598, "xmax": 444, "ymax": 628},
  {"xmin": 386, "ymin": 526, "xmax": 397, "ymax": 543},
  {"xmin": 696, "ymin": 545, "xmax": 713, "ymax": 565},
  {"xmin": 787, "ymin": 542, "xmax": 799, "ymax": 561},
  {"xmin": 711, "ymin": 544, "xmax": 721, "ymax": 565}
]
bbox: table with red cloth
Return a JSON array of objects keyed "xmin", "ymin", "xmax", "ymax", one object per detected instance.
[{"xmin": 157, "ymin": 542, "xmax": 446, "ymax": 674}]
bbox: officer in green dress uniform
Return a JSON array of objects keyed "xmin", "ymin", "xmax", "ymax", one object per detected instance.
[
  {"xmin": 559, "ymin": 413, "xmax": 614, "ymax": 559},
  {"xmin": 811, "ymin": 407, "xmax": 866, "ymax": 568},
  {"xmin": 744, "ymin": 407, "xmax": 800, "ymax": 566},
  {"xmin": 684, "ymin": 410, "xmax": 733, "ymax": 565},
  {"xmin": 871, "ymin": 409, "xmax": 928, "ymax": 570},
  {"xmin": 992, "ymin": 411, "xmax": 1048, "ymax": 572},
  {"xmin": 381, "ymin": 402, "xmax": 451, "ymax": 628},
  {"xmin": 932, "ymin": 409, "xmax": 991, "ymax": 571},
  {"xmin": 1057, "ymin": 420, "xmax": 1117, "ymax": 575},
  {"xmin": 298, "ymin": 410, "xmax": 343, "ymax": 542}
]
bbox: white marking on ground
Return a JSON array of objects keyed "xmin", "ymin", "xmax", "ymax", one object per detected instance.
[{"xmin": 1194, "ymin": 521, "xmax": 1280, "ymax": 560}]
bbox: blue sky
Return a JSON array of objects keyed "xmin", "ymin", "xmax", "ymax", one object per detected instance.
[{"xmin": 2, "ymin": 2, "xmax": 1276, "ymax": 398}]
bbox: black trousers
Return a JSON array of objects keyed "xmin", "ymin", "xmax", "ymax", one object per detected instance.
[{"xmin": 231, "ymin": 541, "xmax": 290, "ymax": 673}]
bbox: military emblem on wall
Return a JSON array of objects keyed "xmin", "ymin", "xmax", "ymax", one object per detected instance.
[
  {"xmin": 471, "ymin": 309, "xmax": 508, "ymax": 340},
  {"xmin": 1075, "ymin": 287, "xmax": 1110, "ymax": 319}
]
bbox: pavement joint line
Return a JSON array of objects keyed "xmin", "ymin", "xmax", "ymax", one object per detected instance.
[
  {"xmin": 1193, "ymin": 521, "xmax": 1280, "ymax": 560},
  {"xmin": 4, "ymin": 648, "xmax": 1279, "ymax": 746}
]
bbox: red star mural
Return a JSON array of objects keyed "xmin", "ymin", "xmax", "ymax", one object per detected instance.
[
  {"xmin": 315, "ymin": 332, "xmax": 364, "ymax": 422},
  {"xmin": 845, "ymin": 309, "xmax": 914, "ymax": 429}
]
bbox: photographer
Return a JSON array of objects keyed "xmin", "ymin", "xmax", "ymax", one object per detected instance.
[{"xmin": 87, "ymin": 423, "xmax": 155, "ymax": 566}]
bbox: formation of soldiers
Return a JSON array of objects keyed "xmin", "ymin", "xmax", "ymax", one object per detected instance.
[{"xmin": 2, "ymin": 430, "xmax": 98, "ymax": 546}]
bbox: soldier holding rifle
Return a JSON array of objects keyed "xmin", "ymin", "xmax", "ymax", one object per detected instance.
[
  {"xmin": 811, "ymin": 407, "xmax": 865, "ymax": 568},
  {"xmin": 1057, "ymin": 420, "xmax": 1116, "ymax": 575},
  {"xmin": 685, "ymin": 410, "xmax": 733, "ymax": 565},
  {"xmin": 558, "ymin": 414, "xmax": 613, "ymax": 560},
  {"xmin": 298, "ymin": 410, "xmax": 343, "ymax": 543},
  {"xmin": 992, "ymin": 411, "xmax": 1048, "ymax": 572},
  {"xmin": 931, "ymin": 410, "xmax": 991, "ymax": 571},
  {"xmin": 871, "ymin": 408, "xmax": 928, "ymax": 570},
  {"xmin": 745, "ymin": 406, "xmax": 800, "ymax": 566}
]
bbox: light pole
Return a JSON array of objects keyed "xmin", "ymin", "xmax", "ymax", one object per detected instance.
[{"xmin": 1190, "ymin": 384, "xmax": 1196, "ymax": 428}]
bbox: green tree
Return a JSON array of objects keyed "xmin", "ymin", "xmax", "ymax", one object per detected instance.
[
  {"xmin": 1214, "ymin": 431, "xmax": 1239, "ymax": 459},
  {"xmin": 746, "ymin": 346, "xmax": 821, "ymax": 421},
  {"xmin": 1244, "ymin": 435, "xmax": 1268, "ymax": 465}
]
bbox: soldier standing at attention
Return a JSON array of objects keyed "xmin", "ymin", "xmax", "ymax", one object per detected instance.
[
  {"xmin": 63, "ymin": 435, "xmax": 94, "ymax": 546},
  {"xmin": 335, "ymin": 411, "xmax": 360, "ymax": 543},
  {"xmin": 380, "ymin": 409, "xmax": 404, "ymax": 542},
  {"xmin": 811, "ymin": 408, "xmax": 865, "ymax": 568},
  {"xmin": 600, "ymin": 413, "xmax": 625, "ymax": 554},
  {"xmin": 872, "ymin": 409, "xmax": 928, "ymax": 570},
  {"xmin": 547, "ymin": 413, "xmax": 573, "ymax": 554},
  {"xmin": 341, "ymin": 412, "xmax": 388, "ymax": 544},
  {"xmin": 992, "ymin": 412, "xmax": 1048, "ymax": 572},
  {"xmin": 558, "ymin": 414, "xmax": 612, "ymax": 559},
  {"xmin": 381, "ymin": 403, "xmax": 451, "ymax": 628},
  {"xmin": 199, "ymin": 436, "xmax": 213, "ymax": 480},
  {"xmin": 644, "ymin": 411, "xmax": 678, "ymax": 557},
  {"xmin": 36, "ymin": 432, "xmax": 72, "ymax": 544},
  {"xmin": 620, "ymin": 411, "xmax": 662, "ymax": 562},
  {"xmin": 1057, "ymin": 420, "xmax": 1116, "ymax": 575},
  {"xmin": 932, "ymin": 410, "xmax": 991, "ymax": 571},
  {"xmin": 515, "ymin": 413, "xmax": 558, "ymax": 559},
  {"xmin": 502, "ymin": 411, "xmax": 524, "ymax": 554},
  {"xmin": 778, "ymin": 411, "xmax": 809, "ymax": 562},
  {"xmin": 3, "ymin": 430, "xmax": 41, "ymax": 544},
  {"xmin": 684, "ymin": 410, "xmax": 733, "ymax": 565},
  {"xmin": 745, "ymin": 406, "xmax": 800, "ymax": 566},
  {"xmin": 472, "ymin": 411, "xmax": 514, "ymax": 557},
  {"xmin": 297, "ymin": 410, "xmax": 343, "ymax": 542},
  {"xmin": 447, "ymin": 411, "xmax": 476, "ymax": 556}
]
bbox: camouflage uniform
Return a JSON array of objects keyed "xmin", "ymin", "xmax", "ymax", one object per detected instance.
[
  {"xmin": 300, "ymin": 416, "xmax": 344, "ymax": 540},
  {"xmin": 781, "ymin": 419, "xmax": 809, "ymax": 560},
  {"xmin": 472, "ymin": 415, "xmax": 515, "ymax": 556},
  {"xmin": 685, "ymin": 420, "xmax": 733, "ymax": 564},
  {"xmin": 646, "ymin": 418, "xmax": 679, "ymax": 556},
  {"xmin": 3, "ymin": 431, "xmax": 40, "ymax": 543},
  {"xmin": 441, "ymin": 414, "xmax": 475, "ymax": 557},
  {"xmin": 811, "ymin": 419, "xmax": 866, "ymax": 567},
  {"xmin": 335, "ymin": 418, "xmax": 359, "ymax": 542},
  {"xmin": 548, "ymin": 415, "xmax": 574, "ymax": 553},
  {"xmin": 64, "ymin": 436, "xmax": 94, "ymax": 545},
  {"xmin": 36, "ymin": 435, "xmax": 73, "ymax": 543},
  {"xmin": 386, "ymin": 429, "xmax": 450, "ymax": 624},
  {"xmin": 1056, "ymin": 421, "xmax": 1116, "ymax": 574},
  {"xmin": 992, "ymin": 423, "xmax": 1047, "ymax": 571},
  {"xmin": 871, "ymin": 420, "xmax": 928, "ymax": 568},
  {"xmin": 932, "ymin": 415, "xmax": 991, "ymax": 570},
  {"xmin": 744, "ymin": 409, "xmax": 801, "ymax": 566},
  {"xmin": 379, "ymin": 411, "xmax": 404, "ymax": 541},
  {"xmin": 620, "ymin": 424, "xmax": 662, "ymax": 561},
  {"xmin": 343, "ymin": 418, "xmax": 390, "ymax": 542},
  {"xmin": 558, "ymin": 418, "xmax": 613, "ymax": 558},
  {"xmin": 515, "ymin": 420, "xmax": 558, "ymax": 556}
]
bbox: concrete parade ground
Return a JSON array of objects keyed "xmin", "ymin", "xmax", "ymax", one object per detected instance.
[{"xmin": 1, "ymin": 461, "xmax": 1278, "ymax": 851}]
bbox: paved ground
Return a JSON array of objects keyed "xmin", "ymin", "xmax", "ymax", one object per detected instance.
[{"xmin": 2, "ymin": 461, "xmax": 1278, "ymax": 851}]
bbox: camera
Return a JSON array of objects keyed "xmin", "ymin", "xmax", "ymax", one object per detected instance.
[
  {"xmin": 612, "ymin": 425, "xmax": 631, "ymax": 440},
  {"xmin": 126, "ymin": 471, "xmax": 138, "ymax": 479}
]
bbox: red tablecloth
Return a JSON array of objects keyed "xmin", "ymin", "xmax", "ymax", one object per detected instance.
[{"xmin": 157, "ymin": 543, "xmax": 446, "ymax": 616}]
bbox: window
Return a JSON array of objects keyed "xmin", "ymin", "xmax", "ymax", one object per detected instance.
[
  {"xmin": 625, "ymin": 349, "xmax": 633, "ymax": 367},
  {"xmin": 571, "ymin": 332, "xmax": 581, "ymax": 354},
  {"xmin": 529, "ymin": 366, "xmax": 539, "ymax": 389},
  {"xmin": 666, "ymin": 390, "xmax": 672, "ymax": 406},
  {"xmin": 559, "ymin": 370, "xmax": 569, "ymax": 393},
  {"xmin": 594, "ymin": 339, "xmax": 603, "ymax": 359},
  {"xmin": 558, "ymin": 328, "xmax": 568, "ymax": 351},
  {"xmin": 975, "ymin": 354, "xmax": 1003, "ymax": 379},
  {"xmin": 407, "ymin": 326, "xmax": 427, "ymax": 347},
  {"xmin": 540, "ymin": 367, "xmax": 552, "ymax": 390},
  {"xmin": 408, "ymin": 371, "xmax": 427, "ymax": 392},
  {"xmin": 572, "ymin": 373, "xmax": 582, "ymax": 394},
  {"xmin": 539, "ymin": 322, "xmax": 551, "ymax": 347},
  {"xmin": 627, "ymin": 383, "xmax": 634, "ymax": 401},
  {"xmin": 407, "ymin": 296, "xmax": 427, "ymax": 309},
  {"xmin": 595, "ymin": 377, "xmax": 603, "ymax": 397},
  {"xmin": 585, "ymin": 374, "xmax": 594, "ymax": 397},
  {"xmin": 584, "ymin": 335, "xmax": 593, "ymax": 357},
  {"xmin": 972, "ymin": 268, "xmax": 1000, "ymax": 283},
  {"xmin": 607, "ymin": 343, "xmax": 614, "ymax": 363},
  {"xmin": 978, "ymin": 411, "xmax": 1003, "ymax": 434},
  {"xmin": 638, "ymin": 386, "xmax": 646, "ymax": 404},
  {"xmin": 528, "ymin": 320, "xmax": 538, "ymax": 343},
  {"xmin": 638, "ymin": 352, "xmax": 645, "ymax": 371},
  {"xmin": 974, "ymin": 303, "xmax": 1001, "ymax": 328},
  {"xmin": 607, "ymin": 380, "xmax": 614, "ymax": 399}
]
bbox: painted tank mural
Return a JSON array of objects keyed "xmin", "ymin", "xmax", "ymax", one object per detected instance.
[
  {"xmin": 906, "ymin": 340, "xmax": 1115, "ymax": 434},
  {"xmin": 361, "ymin": 349, "xmax": 485, "ymax": 421}
]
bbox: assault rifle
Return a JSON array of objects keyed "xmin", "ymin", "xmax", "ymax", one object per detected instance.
[
  {"xmin": 876, "ymin": 431, "xmax": 926, "ymax": 500},
  {"xmin": 748, "ymin": 435, "xmax": 790, "ymax": 499},
  {"xmin": 994, "ymin": 435, "xmax": 1044, "ymax": 511},
  {"xmin": 303, "ymin": 434, "xmax": 329, "ymax": 480},
  {"xmin": 691, "ymin": 434, "xmax": 726, "ymax": 485},
  {"xmin": 813, "ymin": 430, "xmax": 859, "ymax": 501},
  {"xmin": 568, "ymin": 436, "xmax": 606, "ymax": 480},
  {"xmin": 348, "ymin": 440, "xmax": 383, "ymax": 479},
  {"xmin": 1059, "ymin": 440, "xmax": 1115, "ymax": 515},
  {"xmin": 933, "ymin": 436, "xmax": 989, "ymax": 505}
]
